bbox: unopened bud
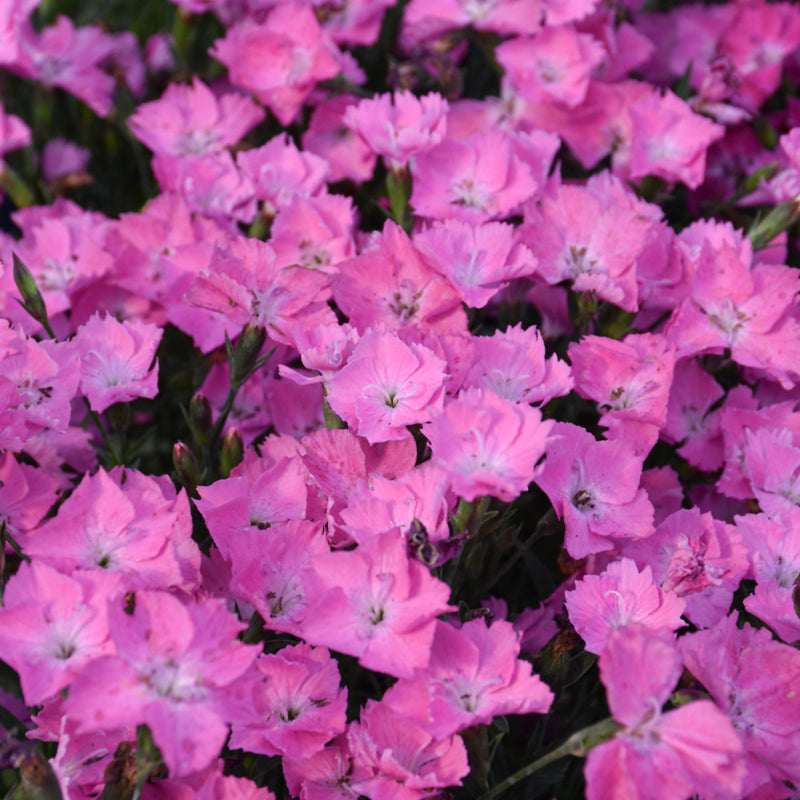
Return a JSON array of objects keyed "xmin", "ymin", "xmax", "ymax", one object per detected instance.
[
  {"xmin": 220, "ymin": 425, "xmax": 244, "ymax": 477},
  {"xmin": 748, "ymin": 193, "xmax": 800, "ymax": 251},
  {"xmin": 13, "ymin": 253, "xmax": 53, "ymax": 337},
  {"xmin": 227, "ymin": 323, "xmax": 267, "ymax": 386},
  {"xmin": 172, "ymin": 441, "xmax": 202, "ymax": 496},
  {"xmin": 187, "ymin": 392, "xmax": 213, "ymax": 448}
]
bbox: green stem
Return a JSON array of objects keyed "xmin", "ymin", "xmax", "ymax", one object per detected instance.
[
  {"xmin": 207, "ymin": 382, "xmax": 238, "ymax": 461},
  {"xmin": 478, "ymin": 717, "xmax": 622, "ymax": 800},
  {"xmin": 84, "ymin": 400, "xmax": 123, "ymax": 467}
]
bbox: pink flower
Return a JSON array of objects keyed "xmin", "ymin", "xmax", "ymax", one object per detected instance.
[
  {"xmin": 64, "ymin": 591, "xmax": 259, "ymax": 777},
  {"xmin": 621, "ymin": 507, "xmax": 748, "ymax": 629},
  {"xmin": 413, "ymin": 219, "xmax": 537, "ymax": 308},
  {"xmin": 0, "ymin": 562, "xmax": 119, "ymax": 705},
  {"xmin": 230, "ymin": 643, "xmax": 347, "ymax": 760},
  {"xmin": 662, "ymin": 358, "xmax": 726, "ymax": 472},
  {"xmin": 128, "ymin": 77, "xmax": 265, "ymax": 156},
  {"xmin": 326, "ymin": 328, "xmax": 445, "ymax": 444},
  {"xmin": 0, "ymin": 101, "xmax": 30, "ymax": 157},
  {"xmin": 534, "ymin": 422, "xmax": 655, "ymax": 558},
  {"xmin": 627, "ymin": 88, "xmax": 724, "ymax": 189},
  {"xmin": 520, "ymin": 172, "xmax": 651, "ymax": 312},
  {"xmin": 15, "ymin": 16, "xmax": 115, "ymax": 117},
  {"xmin": 565, "ymin": 558, "xmax": 685, "ymax": 654},
  {"xmin": 680, "ymin": 614, "xmax": 800, "ymax": 793},
  {"xmin": 151, "ymin": 151, "xmax": 257, "ymax": 224},
  {"xmin": 236, "ymin": 134, "xmax": 330, "ymax": 214},
  {"xmin": 410, "ymin": 129, "xmax": 558, "ymax": 223},
  {"xmin": 347, "ymin": 700, "xmax": 469, "ymax": 800},
  {"xmin": 300, "ymin": 532, "xmax": 454, "ymax": 678},
  {"xmin": 497, "ymin": 25, "xmax": 606, "ymax": 109},
  {"xmin": 383, "ymin": 618, "xmax": 553, "ymax": 738},
  {"xmin": 227, "ymin": 521, "xmax": 329, "ymax": 636},
  {"xmin": 664, "ymin": 238, "xmax": 800, "ymax": 388},
  {"xmin": 460, "ymin": 323, "xmax": 573, "ymax": 405},
  {"xmin": 344, "ymin": 90, "xmax": 448, "ymax": 169},
  {"xmin": 568, "ymin": 332, "xmax": 675, "ymax": 457},
  {"xmin": 737, "ymin": 509, "xmax": 800, "ymax": 643},
  {"xmin": 185, "ymin": 235, "xmax": 334, "ymax": 346},
  {"xmin": 73, "ymin": 313, "xmax": 161, "ymax": 414},
  {"xmin": 210, "ymin": 2, "xmax": 340, "ymax": 126},
  {"xmin": 426, "ymin": 388, "xmax": 553, "ymax": 503},
  {"xmin": 25, "ymin": 467, "xmax": 200, "ymax": 590},
  {"xmin": 302, "ymin": 95, "xmax": 378, "ymax": 184},
  {"xmin": 585, "ymin": 625, "xmax": 744, "ymax": 800},
  {"xmin": 331, "ymin": 221, "xmax": 467, "ymax": 339}
]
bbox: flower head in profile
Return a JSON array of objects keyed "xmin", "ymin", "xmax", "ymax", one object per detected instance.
[{"xmin": 344, "ymin": 90, "xmax": 448, "ymax": 169}]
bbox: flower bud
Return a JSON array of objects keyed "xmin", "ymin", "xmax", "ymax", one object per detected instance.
[
  {"xmin": 220, "ymin": 425, "xmax": 244, "ymax": 478},
  {"xmin": 187, "ymin": 392, "xmax": 213, "ymax": 448},
  {"xmin": 12, "ymin": 253, "xmax": 53, "ymax": 337},
  {"xmin": 227, "ymin": 323, "xmax": 267, "ymax": 386},
  {"xmin": 172, "ymin": 441, "xmax": 202, "ymax": 496}
]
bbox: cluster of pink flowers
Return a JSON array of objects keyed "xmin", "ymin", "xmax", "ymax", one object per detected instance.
[{"xmin": 2, "ymin": 0, "xmax": 800, "ymax": 799}]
